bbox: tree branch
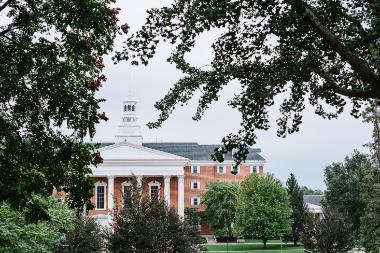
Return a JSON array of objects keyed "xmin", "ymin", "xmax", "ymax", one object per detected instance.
[
  {"xmin": 0, "ymin": 0, "xmax": 10, "ymax": 13},
  {"xmin": 316, "ymin": 71, "xmax": 373, "ymax": 99},
  {"xmin": 0, "ymin": 24, "xmax": 12, "ymax": 37},
  {"xmin": 300, "ymin": 3, "xmax": 380, "ymax": 97}
]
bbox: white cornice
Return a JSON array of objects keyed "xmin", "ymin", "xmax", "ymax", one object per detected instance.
[
  {"xmin": 98, "ymin": 141, "xmax": 189, "ymax": 161},
  {"xmin": 186, "ymin": 160, "xmax": 266, "ymax": 166}
]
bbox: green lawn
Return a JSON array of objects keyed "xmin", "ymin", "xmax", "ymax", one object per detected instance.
[{"xmin": 204, "ymin": 243, "xmax": 304, "ymax": 252}]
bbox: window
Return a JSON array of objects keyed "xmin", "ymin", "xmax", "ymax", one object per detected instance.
[
  {"xmin": 127, "ymin": 105, "xmax": 131, "ymax": 111},
  {"xmin": 217, "ymin": 165, "xmax": 226, "ymax": 174},
  {"xmin": 124, "ymin": 105, "xmax": 127, "ymax": 111},
  {"xmin": 191, "ymin": 181, "xmax": 200, "ymax": 190},
  {"xmin": 132, "ymin": 105, "xmax": 135, "ymax": 111},
  {"xmin": 231, "ymin": 165, "xmax": 240, "ymax": 174},
  {"xmin": 148, "ymin": 181, "xmax": 161, "ymax": 199},
  {"xmin": 151, "ymin": 185, "xmax": 159, "ymax": 198},
  {"xmin": 122, "ymin": 181, "xmax": 132, "ymax": 206},
  {"xmin": 191, "ymin": 197, "xmax": 200, "ymax": 206},
  {"xmin": 191, "ymin": 165, "xmax": 200, "ymax": 174},
  {"xmin": 96, "ymin": 185, "xmax": 105, "ymax": 210},
  {"xmin": 251, "ymin": 166, "xmax": 257, "ymax": 174}
]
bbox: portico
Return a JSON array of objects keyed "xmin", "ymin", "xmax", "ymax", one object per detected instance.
[{"xmin": 89, "ymin": 141, "xmax": 188, "ymax": 224}]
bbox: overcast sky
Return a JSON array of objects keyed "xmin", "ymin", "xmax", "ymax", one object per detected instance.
[{"xmin": 90, "ymin": 0, "xmax": 373, "ymax": 190}]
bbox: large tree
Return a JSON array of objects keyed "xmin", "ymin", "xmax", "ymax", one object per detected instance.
[
  {"xmin": 202, "ymin": 180, "xmax": 239, "ymax": 238},
  {"xmin": 324, "ymin": 150, "xmax": 370, "ymax": 238},
  {"xmin": 235, "ymin": 174, "xmax": 292, "ymax": 247},
  {"xmin": 361, "ymin": 102, "xmax": 380, "ymax": 253},
  {"xmin": 360, "ymin": 165, "xmax": 380, "ymax": 253},
  {"xmin": 118, "ymin": 0, "xmax": 380, "ymax": 165},
  {"xmin": 0, "ymin": 0, "xmax": 119, "ymax": 213},
  {"xmin": 285, "ymin": 173, "xmax": 308, "ymax": 246}
]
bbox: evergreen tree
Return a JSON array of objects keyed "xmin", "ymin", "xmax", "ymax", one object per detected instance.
[
  {"xmin": 105, "ymin": 177, "xmax": 201, "ymax": 253},
  {"xmin": 285, "ymin": 173, "xmax": 308, "ymax": 246}
]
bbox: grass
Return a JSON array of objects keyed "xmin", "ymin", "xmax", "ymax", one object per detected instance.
[{"xmin": 204, "ymin": 243, "xmax": 304, "ymax": 252}]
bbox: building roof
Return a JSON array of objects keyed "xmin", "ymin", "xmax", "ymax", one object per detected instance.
[
  {"xmin": 94, "ymin": 142, "xmax": 265, "ymax": 162},
  {"xmin": 303, "ymin": 195, "xmax": 324, "ymax": 207},
  {"xmin": 143, "ymin": 142, "xmax": 264, "ymax": 161}
]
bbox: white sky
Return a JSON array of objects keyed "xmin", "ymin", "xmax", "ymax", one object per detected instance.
[{"xmin": 90, "ymin": 0, "xmax": 373, "ymax": 190}]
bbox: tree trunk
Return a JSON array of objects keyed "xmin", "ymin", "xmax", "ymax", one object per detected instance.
[{"xmin": 263, "ymin": 238, "xmax": 267, "ymax": 248}]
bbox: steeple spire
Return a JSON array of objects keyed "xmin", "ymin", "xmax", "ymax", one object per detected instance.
[{"xmin": 115, "ymin": 92, "xmax": 143, "ymax": 145}]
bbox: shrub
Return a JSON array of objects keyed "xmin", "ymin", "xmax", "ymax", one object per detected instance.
[
  {"xmin": 301, "ymin": 208, "xmax": 355, "ymax": 253},
  {"xmin": 0, "ymin": 196, "xmax": 73, "ymax": 253},
  {"xmin": 56, "ymin": 216, "xmax": 104, "ymax": 253}
]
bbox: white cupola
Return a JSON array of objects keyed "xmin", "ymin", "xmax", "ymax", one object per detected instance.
[{"xmin": 115, "ymin": 93, "xmax": 143, "ymax": 145}]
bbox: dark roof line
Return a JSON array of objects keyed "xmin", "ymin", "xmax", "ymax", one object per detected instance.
[{"xmin": 90, "ymin": 142, "xmax": 265, "ymax": 162}]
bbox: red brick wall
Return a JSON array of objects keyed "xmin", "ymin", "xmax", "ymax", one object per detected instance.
[{"xmin": 88, "ymin": 164, "xmax": 263, "ymax": 235}]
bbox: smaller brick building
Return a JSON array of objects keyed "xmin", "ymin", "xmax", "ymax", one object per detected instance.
[{"xmin": 89, "ymin": 95, "xmax": 266, "ymax": 235}]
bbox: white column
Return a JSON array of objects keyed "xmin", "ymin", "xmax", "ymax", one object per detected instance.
[
  {"xmin": 107, "ymin": 176, "xmax": 115, "ymax": 213},
  {"xmin": 164, "ymin": 176, "xmax": 171, "ymax": 206},
  {"xmin": 177, "ymin": 175, "xmax": 185, "ymax": 218},
  {"xmin": 136, "ymin": 175, "xmax": 142, "ymax": 187}
]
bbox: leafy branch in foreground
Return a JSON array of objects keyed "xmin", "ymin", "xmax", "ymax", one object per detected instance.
[
  {"xmin": 117, "ymin": 0, "xmax": 380, "ymax": 165},
  {"xmin": 0, "ymin": 0, "xmax": 120, "ymax": 214}
]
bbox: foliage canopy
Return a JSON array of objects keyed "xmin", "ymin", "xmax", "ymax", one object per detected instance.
[
  {"xmin": 324, "ymin": 150, "xmax": 370, "ymax": 237},
  {"xmin": 0, "ymin": 0, "xmax": 119, "ymax": 213},
  {"xmin": 202, "ymin": 180, "xmax": 239, "ymax": 238},
  {"xmin": 119, "ymin": 0, "xmax": 380, "ymax": 164},
  {"xmin": 235, "ymin": 174, "xmax": 292, "ymax": 247},
  {"xmin": 0, "ymin": 196, "xmax": 73, "ymax": 253}
]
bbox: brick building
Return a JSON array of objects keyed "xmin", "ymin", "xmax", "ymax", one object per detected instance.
[{"xmin": 89, "ymin": 94, "xmax": 266, "ymax": 235}]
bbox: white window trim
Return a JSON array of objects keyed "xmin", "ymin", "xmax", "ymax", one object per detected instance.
[
  {"xmin": 217, "ymin": 165, "xmax": 226, "ymax": 174},
  {"xmin": 121, "ymin": 181, "xmax": 132, "ymax": 194},
  {"xmin": 95, "ymin": 181, "xmax": 107, "ymax": 210},
  {"xmin": 191, "ymin": 165, "xmax": 200, "ymax": 174},
  {"xmin": 148, "ymin": 180, "xmax": 161, "ymax": 198},
  {"xmin": 191, "ymin": 197, "xmax": 201, "ymax": 206},
  {"xmin": 251, "ymin": 165, "xmax": 258, "ymax": 174},
  {"xmin": 121, "ymin": 181, "xmax": 132, "ymax": 206},
  {"xmin": 191, "ymin": 181, "xmax": 201, "ymax": 190}
]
